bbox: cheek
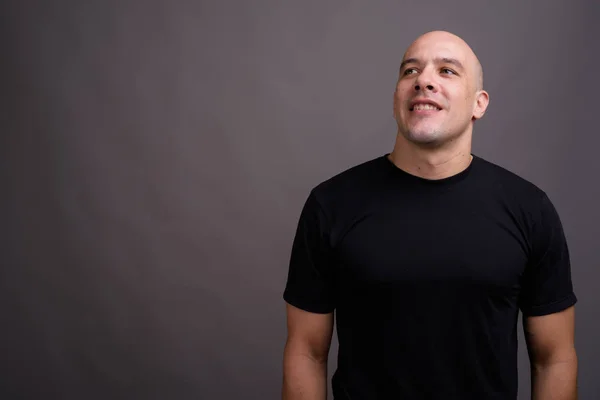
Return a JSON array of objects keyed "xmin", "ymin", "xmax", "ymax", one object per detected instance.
[
  {"xmin": 394, "ymin": 89, "xmax": 409, "ymax": 111},
  {"xmin": 452, "ymin": 87, "xmax": 473, "ymax": 109},
  {"xmin": 395, "ymin": 81, "xmax": 412, "ymax": 96}
]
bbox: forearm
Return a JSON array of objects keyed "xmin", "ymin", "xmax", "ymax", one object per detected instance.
[
  {"xmin": 282, "ymin": 350, "xmax": 328, "ymax": 400},
  {"xmin": 531, "ymin": 355, "xmax": 578, "ymax": 400}
]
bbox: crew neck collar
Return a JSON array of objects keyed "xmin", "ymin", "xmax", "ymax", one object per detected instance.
[{"xmin": 382, "ymin": 153, "xmax": 477, "ymax": 187}]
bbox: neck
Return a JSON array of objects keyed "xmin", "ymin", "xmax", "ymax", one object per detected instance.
[{"xmin": 388, "ymin": 132, "xmax": 473, "ymax": 180}]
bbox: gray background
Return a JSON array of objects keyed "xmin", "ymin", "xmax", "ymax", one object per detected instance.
[{"xmin": 1, "ymin": 1, "xmax": 598, "ymax": 399}]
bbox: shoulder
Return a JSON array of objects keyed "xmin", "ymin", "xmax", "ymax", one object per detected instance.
[
  {"xmin": 294, "ymin": 154, "xmax": 389, "ymax": 231},
  {"xmin": 473, "ymin": 155, "xmax": 548, "ymax": 201},
  {"xmin": 309, "ymin": 154, "xmax": 388, "ymax": 203},
  {"xmin": 472, "ymin": 155, "xmax": 561, "ymax": 229}
]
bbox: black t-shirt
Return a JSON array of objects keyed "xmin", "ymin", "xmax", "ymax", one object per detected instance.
[{"xmin": 283, "ymin": 153, "xmax": 577, "ymax": 400}]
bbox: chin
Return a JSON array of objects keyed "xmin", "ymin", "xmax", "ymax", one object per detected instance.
[{"xmin": 403, "ymin": 130, "xmax": 444, "ymax": 146}]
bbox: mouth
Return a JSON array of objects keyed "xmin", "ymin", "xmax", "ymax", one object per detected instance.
[{"xmin": 409, "ymin": 100, "xmax": 442, "ymax": 112}]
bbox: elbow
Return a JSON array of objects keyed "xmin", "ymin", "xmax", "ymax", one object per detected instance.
[
  {"xmin": 531, "ymin": 347, "xmax": 578, "ymax": 369},
  {"xmin": 284, "ymin": 339, "xmax": 330, "ymax": 365}
]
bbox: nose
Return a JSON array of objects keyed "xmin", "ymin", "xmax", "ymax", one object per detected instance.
[
  {"xmin": 414, "ymin": 82, "xmax": 435, "ymax": 92},
  {"xmin": 414, "ymin": 69, "xmax": 436, "ymax": 93}
]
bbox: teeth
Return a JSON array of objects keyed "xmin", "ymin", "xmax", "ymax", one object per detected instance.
[{"xmin": 413, "ymin": 104, "xmax": 439, "ymax": 111}]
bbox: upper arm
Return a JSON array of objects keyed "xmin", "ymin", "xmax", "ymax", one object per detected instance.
[
  {"xmin": 285, "ymin": 303, "xmax": 334, "ymax": 362},
  {"xmin": 523, "ymin": 306, "xmax": 576, "ymax": 365},
  {"xmin": 519, "ymin": 193, "xmax": 578, "ymax": 365},
  {"xmin": 282, "ymin": 190, "xmax": 336, "ymax": 360},
  {"xmin": 519, "ymin": 192, "xmax": 577, "ymax": 316}
]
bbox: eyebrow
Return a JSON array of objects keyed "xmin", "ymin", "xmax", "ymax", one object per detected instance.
[{"xmin": 400, "ymin": 57, "xmax": 465, "ymax": 71}]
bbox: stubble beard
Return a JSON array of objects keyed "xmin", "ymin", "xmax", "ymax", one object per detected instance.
[
  {"xmin": 399, "ymin": 116, "xmax": 472, "ymax": 149},
  {"xmin": 400, "ymin": 125, "xmax": 449, "ymax": 148}
]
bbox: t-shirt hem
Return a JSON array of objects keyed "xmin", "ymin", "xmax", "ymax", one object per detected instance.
[
  {"xmin": 283, "ymin": 291, "xmax": 335, "ymax": 314},
  {"xmin": 522, "ymin": 292, "xmax": 577, "ymax": 317}
]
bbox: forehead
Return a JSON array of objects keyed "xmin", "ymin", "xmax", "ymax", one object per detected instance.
[{"xmin": 403, "ymin": 36, "xmax": 471, "ymax": 66}]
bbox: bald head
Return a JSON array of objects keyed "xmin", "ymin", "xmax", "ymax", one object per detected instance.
[
  {"xmin": 392, "ymin": 30, "xmax": 490, "ymax": 147},
  {"xmin": 402, "ymin": 31, "xmax": 483, "ymax": 91}
]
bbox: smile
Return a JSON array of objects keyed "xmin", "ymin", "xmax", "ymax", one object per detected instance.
[{"xmin": 411, "ymin": 104, "xmax": 440, "ymax": 111}]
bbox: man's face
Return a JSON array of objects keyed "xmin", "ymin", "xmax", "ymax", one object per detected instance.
[{"xmin": 393, "ymin": 33, "xmax": 484, "ymax": 147}]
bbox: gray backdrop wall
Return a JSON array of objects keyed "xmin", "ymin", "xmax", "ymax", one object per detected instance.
[{"xmin": 1, "ymin": 1, "xmax": 598, "ymax": 399}]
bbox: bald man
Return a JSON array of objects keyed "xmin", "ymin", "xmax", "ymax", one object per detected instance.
[{"xmin": 282, "ymin": 31, "xmax": 577, "ymax": 400}]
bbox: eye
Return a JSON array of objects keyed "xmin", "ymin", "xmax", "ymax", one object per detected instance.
[
  {"xmin": 441, "ymin": 68, "xmax": 456, "ymax": 75},
  {"xmin": 403, "ymin": 68, "xmax": 417, "ymax": 75}
]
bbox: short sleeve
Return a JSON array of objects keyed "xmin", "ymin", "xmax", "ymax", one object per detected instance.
[
  {"xmin": 283, "ymin": 191, "xmax": 337, "ymax": 314},
  {"xmin": 519, "ymin": 193, "xmax": 577, "ymax": 316}
]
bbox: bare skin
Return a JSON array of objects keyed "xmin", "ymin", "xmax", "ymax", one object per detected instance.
[
  {"xmin": 524, "ymin": 308, "xmax": 578, "ymax": 400},
  {"xmin": 282, "ymin": 30, "xmax": 577, "ymax": 400},
  {"xmin": 282, "ymin": 304, "xmax": 333, "ymax": 400},
  {"xmin": 389, "ymin": 30, "xmax": 489, "ymax": 181}
]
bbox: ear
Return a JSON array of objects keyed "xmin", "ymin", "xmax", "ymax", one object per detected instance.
[{"xmin": 472, "ymin": 90, "xmax": 490, "ymax": 120}]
